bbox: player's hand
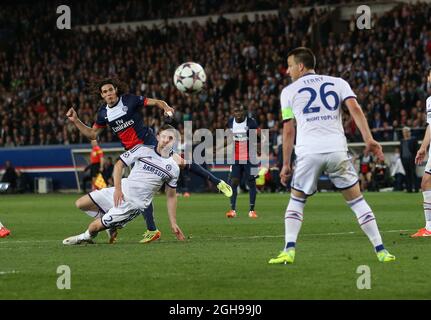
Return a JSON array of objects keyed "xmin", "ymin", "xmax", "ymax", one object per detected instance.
[
  {"xmin": 280, "ymin": 164, "xmax": 292, "ymax": 187},
  {"xmin": 365, "ymin": 139, "xmax": 384, "ymax": 161},
  {"xmin": 163, "ymin": 105, "xmax": 175, "ymax": 118},
  {"xmin": 415, "ymin": 147, "xmax": 427, "ymax": 165},
  {"xmin": 113, "ymin": 189, "xmax": 124, "ymax": 207},
  {"xmin": 66, "ymin": 107, "xmax": 78, "ymax": 123},
  {"xmin": 171, "ymin": 224, "xmax": 185, "ymax": 241}
]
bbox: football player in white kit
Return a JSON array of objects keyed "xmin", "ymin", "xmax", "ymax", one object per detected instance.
[
  {"xmin": 63, "ymin": 125, "xmax": 185, "ymax": 245},
  {"xmin": 269, "ymin": 47, "xmax": 395, "ymax": 264},
  {"xmin": 411, "ymin": 70, "xmax": 431, "ymax": 237}
]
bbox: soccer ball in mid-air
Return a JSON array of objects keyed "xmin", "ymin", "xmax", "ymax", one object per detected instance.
[{"xmin": 173, "ymin": 62, "xmax": 206, "ymax": 94}]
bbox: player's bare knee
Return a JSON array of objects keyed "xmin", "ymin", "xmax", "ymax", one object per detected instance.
[
  {"xmin": 421, "ymin": 174, "xmax": 431, "ymax": 190},
  {"xmin": 75, "ymin": 196, "xmax": 90, "ymax": 210}
]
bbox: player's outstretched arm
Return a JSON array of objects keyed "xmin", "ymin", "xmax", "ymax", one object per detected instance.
[
  {"xmin": 345, "ymin": 98, "xmax": 384, "ymax": 161},
  {"xmin": 165, "ymin": 185, "xmax": 185, "ymax": 241},
  {"xmin": 146, "ymin": 98, "xmax": 175, "ymax": 117},
  {"xmin": 280, "ymin": 120, "xmax": 295, "ymax": 186},
  {"xmin": 66, "ymin": 107, "xmax": 104, "ymax": 140},
  {"xmin": 416, "ymin": 125, "xmax": 430, "ymax": 165},
  {"xmin": 112, "ymin": 160, "xmax": 125, "ymax": 207}
]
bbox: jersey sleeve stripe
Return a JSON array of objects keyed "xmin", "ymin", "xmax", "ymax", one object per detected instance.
[
  {"xmin": 143, "ymin": 97, "xmax": 148, "ymax": 107},
  {"xmin": 343, "ymin": 96, "xmax": 357, "ymax": 103},
  {"xmin": 119, "ymin": 157, "xmax": 128, "ymax": 166}
]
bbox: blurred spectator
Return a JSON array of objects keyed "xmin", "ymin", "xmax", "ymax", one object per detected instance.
[
  {"xmin": 1, "ymin": 160, "xmax": 17, "ymax": 192},
  {"xmin": 400, "ymin": 127, "xmax": 419, "ymax": 192},
  {"xmin": 358, "ymin": 150, "xmax": 374, "ymax": 191},
  {"xmin": 390, "ymin": 147, "xmax": 406, "ymax": 191},
  {"xmin": 102, "ymin": 156, "xmax": 114, "ymax": 186},
  {"xmin": 372, "ymin": 159, "xmax": 391, "ymax": 191}
]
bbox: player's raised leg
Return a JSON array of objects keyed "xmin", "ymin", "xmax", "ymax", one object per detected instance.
[
  {"xmin": 173, "ymin": 154, "xmax": 232, "ymax": 197},
  {"xmin": 342, "ymin": 182, "xmax": 395, "ymax": 262}
]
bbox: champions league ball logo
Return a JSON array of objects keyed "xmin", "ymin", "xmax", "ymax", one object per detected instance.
[{"xmin": 122, "ymin": 106, "xmax": 128, "ymax": 113}]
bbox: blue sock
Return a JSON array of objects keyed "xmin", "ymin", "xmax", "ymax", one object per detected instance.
[
  {"xmin": 142, "ymin": 202, "xmax": 156, "ymax": 231},
  {"xmin": 230, "ymin": 184, "xmax": 238, "ymax": 210},
  {"xmin": 248, "ymin": 179, "xmax": 256, "ymax": 211},
  {"xmin": 285, "ymin": 242, "xmax": 296, "ymax": 250},
  {"xmin": 188, "ymin": 163, "xmax": 221, "ymax": 185},
  {"xmin": 375, "ymin": 244, "xmax": 385, "ymax": 252}
]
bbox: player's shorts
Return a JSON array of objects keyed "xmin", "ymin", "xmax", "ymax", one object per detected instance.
[
  {"xmin": 291, "ymin": 151, "xmax": 358, "ymax": 196},
  {"xmin": 88, "ymin": 186, "xmax": 145, "ymax": 229},
  {"xmin": 229, "ymin": 161, "xmax": 259, "ymax": 180},
  {"xmin": 88, "ymin": 186, "xmax": 115, "ymax": 214}
]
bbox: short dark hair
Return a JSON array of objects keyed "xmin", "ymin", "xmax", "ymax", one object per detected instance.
[
  {"xmin": 233, "ymin": 102, "xmax": 245, "ymax": 111},
  {"xmin": 158, "ymin": 124, "xmax": 176, "ymax": 133},
  {"xmin": 91, "ymin": 77, "xmax": 128, "ymax": 97},
  {"xmin": 287, "ymin": 47, "xmax": 316, "ymax": 69}
]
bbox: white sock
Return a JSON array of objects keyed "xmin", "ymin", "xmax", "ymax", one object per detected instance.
[
  {"xmin": 422, "ymin": 191, "xmax": 431, "ymax": 231},
  {"xmin": 77, "ymin": 230, "xmax": 93, "ymax": 241},
  {"xmin": 84, "ymin": 210, "xmax": 103, "ymax": 219},
  {"xmin": 0, "ymin": 221, "xmax": 3, "ymax": 228},
  {"xmin": 284, "ymin": 195, "xmax": 306, "ymax": 251},
  {"xmin": 347, "ymin": 196, "xmax": 383, "ymax": 249}
]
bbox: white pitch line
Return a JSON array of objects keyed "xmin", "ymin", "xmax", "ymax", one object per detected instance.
[
  {"xmin": 0, "ymin": 229, "xmax": 414, "ymax": 246},
  {"xmin": 0, "ymin": 270, "xmax": 19, "ymax": 275}
]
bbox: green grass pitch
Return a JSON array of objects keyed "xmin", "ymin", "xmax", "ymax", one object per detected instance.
[{"xmin": 0, "ymin": 192, "xmax": 429, "ymax": 299}]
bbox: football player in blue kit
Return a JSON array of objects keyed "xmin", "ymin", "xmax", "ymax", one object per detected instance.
[{"xmin": 66, "ymin": 78, "xmax": 232, "ymax": 243}]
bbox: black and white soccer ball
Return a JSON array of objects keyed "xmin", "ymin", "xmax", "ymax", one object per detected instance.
[{"xmin": 173, "ymin": 62, "xmax": 206, "ymax": 94}]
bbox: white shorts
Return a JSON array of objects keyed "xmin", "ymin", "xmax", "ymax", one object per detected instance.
[
  {"xmin": 89, "ymin": 187, "xmax": 144, "ymax": 229},
  {"xmin": 291, "ymin": 152, "xmax": 358, "ymax": 196}
]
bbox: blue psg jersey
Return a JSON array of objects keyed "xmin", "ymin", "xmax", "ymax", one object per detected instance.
[
  {"xmin": 227, "ymin": 116, "xmax": 258, "ymax": 161},
  {"xmin": 94, "ymin": 94, "xmax": 152, "ymax": 150}
]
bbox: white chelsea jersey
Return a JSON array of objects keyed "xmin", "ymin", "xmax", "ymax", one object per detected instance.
[
  {"xmin": 119, "ymin": 145, "xmax": 180, "ymax": 209},
  {"xmin": 280, "ymin": 73, "xmax": 356, "ymax": 156}
]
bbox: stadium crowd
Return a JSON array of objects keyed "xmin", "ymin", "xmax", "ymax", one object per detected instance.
[{"xmin": 0, "ymin": 1, "xmax": 431, "ymax": 193}]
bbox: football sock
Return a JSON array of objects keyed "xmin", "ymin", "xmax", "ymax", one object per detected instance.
[
  {"xmin": 284, "ymin": 195, "xmax": 306, "ymax": 250},
  {"xmin": 230, "ymin": 185, "xmax": 238, "ymax": 210},
  {"xmin": 78, "ymin": 230, "xmax": 94, "ymax": 241},
  {"xmin": 142, "ymin": 202, "xmax": 156, "ymax": 231},
  {"xmin": 248, "ymin": 179, "xmax": 256, "ymax": 211},
  {"xmin": 347, "ymin": 196, "xmax": 383, "ymax": 250},
  {"xmin": 422, "ymin": 191, "xmax": 431, "ymax": 231},
  {"xmin": 187, "ymin": 163, "xmax": 221, "ymax": 185},
  {"xmin": 0, "ymin": 221, "xmax": 3, "ymax": 228}
]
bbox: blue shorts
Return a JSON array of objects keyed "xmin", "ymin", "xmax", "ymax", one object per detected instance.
[{"xmin": 229, "ymin": 161, "xmax": 258, "ymax": 180}]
